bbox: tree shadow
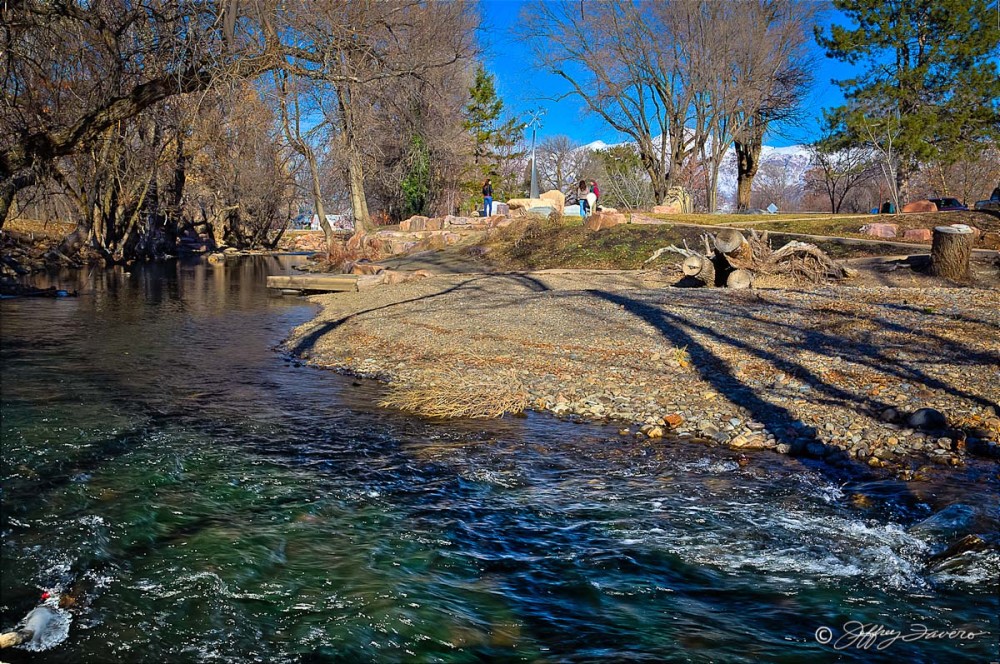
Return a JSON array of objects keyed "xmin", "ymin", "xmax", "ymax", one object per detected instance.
[
  {"xmin": 286, "ymin": 277, "xmax": 488, "ymax": 356},
  {"xmin": 585, "ymin": 287, "xmax": 997, "ymax": 480}
]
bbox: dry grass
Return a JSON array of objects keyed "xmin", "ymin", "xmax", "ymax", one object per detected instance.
[
  {"xmin": 4, "ymin": 217, "xmax": 75, "ymax": 240},
  {"xmin": 379, "ymin": 366, "xmax": 529, "ymax": 419}
]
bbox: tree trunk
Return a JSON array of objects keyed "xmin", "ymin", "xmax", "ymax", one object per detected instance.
[
  {"xmin": 305, "ymin": 151, "xmax": 334, "ymax": 255},
  {"xmin": 346, "ymin": 145, "xmax": 371, "ymax": 233},
  {"xmin": 337, "ymin": 81, "xmax": 373, "ymax": 234},
  {"xmin": 929, "ymin": 225, "xmax": 973, "ymax": 280},
  {"xmin": 734, "ymin": 124, "xmax": 764, "ymax": 211},
  {"xmin": 896, "ymin": 159, "xmax": 913, "ymax": 206}
]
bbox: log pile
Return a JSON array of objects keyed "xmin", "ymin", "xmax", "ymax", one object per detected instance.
[{"xmin": 647, "ymin": 228, "xmax": 854, "ymax": 288}]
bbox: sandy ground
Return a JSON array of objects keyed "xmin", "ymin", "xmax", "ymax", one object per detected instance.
[{"xmin": 286, "ymin": 265, "xmax": 1000, "ymax": 479}]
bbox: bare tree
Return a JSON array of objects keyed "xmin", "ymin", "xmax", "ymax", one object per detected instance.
[
  {"xmin": 805, "ymin": 139, "xmax": 878, "ymax": 213},
  {"xmin": 526, "ymin": 1, "xmax": 812, "ymax": 211},
  {"xmin": 279, "ymin": 1, "xmax": 477, "ymax": 232},
  {"xmin": 858, "ymin": 111, "xmax": 904, "ymax": 210},
  {"xmin": 536, "ymin": 136, "xmax": 593, "ymax": 194},
  {"xmin": 915, "ymin": 143, "xmax": 1000, "ymax": 205},
  {"xmin": 526, "ymin": 1, "xmax": 696, "ymax": 203},
  {"xmin": 276, "ymin": 72, "xmax": 337, "ymax": 253},
  {"xmin": 751, "ymin": 155, "xmax": 805, "ymax": 211},
  {"xmin": 0, "ymin": 1, "xmax": 275, "ymax": 229},
  {"xmin": 698, "ymin": 0, "xmax": 814, "ymax": 212}
]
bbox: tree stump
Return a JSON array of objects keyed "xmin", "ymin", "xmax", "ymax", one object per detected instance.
[
  {"xmin": 726, "ymin": 268, "xmax": 754, "ymax": 289},
  {"xmin": 681, "ymin": 255, "xmax": 716, "ymax": 286},
  {"xmin": 929, "ymin": 225, "xmax": 973, "ymax": 280}
]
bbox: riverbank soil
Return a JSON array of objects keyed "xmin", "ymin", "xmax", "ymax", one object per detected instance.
[
  {"xmin": 0, "ymin": 218, "xmax": 77, "ymax": 288},
  {"xmin": 289, "ymin": 263, "xmax": 1000, "ymax": 478}
]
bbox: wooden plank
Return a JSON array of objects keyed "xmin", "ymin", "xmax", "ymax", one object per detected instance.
[{"xmin": 266, "ymin": 275, "xmax": 359, "ymax": 292}]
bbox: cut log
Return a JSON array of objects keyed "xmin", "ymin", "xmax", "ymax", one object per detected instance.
[
  {"xmin": 929, "ymin": 225, "xmax": 973, "ymax": 280},
  {"xmin": 726, "ymin": 268, "xmax": 754, "ymax": 289},
  {"xmin": 681, "ymin": 255, "xmax": 716, "ymax": 286},
  {"xmin": 266, "ymin": 274, "xmax": 359, "ymax": 292},
  {"xmin": 681, "ymin": 255, "xmax": 707, "ymax": 276},
  {"xmin": 0, "ymin": 629, "xmax": 32, "ymax": 648},
  {"xmin": 714, "ymin": 229, "xmax": 748, "ymax": 255}
]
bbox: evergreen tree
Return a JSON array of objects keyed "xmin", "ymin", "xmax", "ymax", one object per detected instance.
[
  {"xmin": 462, "ymin": 64, "xmax": 526, "ymax": 203},
  {"xmin": 464, "ymin": 65, "xmax": 504, "ymax": 165},
  {"xmin": 400, "ymin": 135, "xmax": 431, "ymax": 218},
  {"xmin": 816, "ymin": 0, "xmax": 1000, "ymax": 200}
]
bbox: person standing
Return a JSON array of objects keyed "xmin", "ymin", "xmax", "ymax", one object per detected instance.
[
  {"xmin": 482, "ymin": 179, "xmax": 493, "ymax": 217},
  {"xmin": 590, "ymin": 180, "xmax": 600, "ymax": 212},
  {"xmin": 576, "ymin": 180, "xmax": 590, "ymax": 217}
]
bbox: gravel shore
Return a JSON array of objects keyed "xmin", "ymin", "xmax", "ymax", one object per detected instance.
[{"xmin": 286, "ymin": 270, "xmax": 1000, "ymax": 476}]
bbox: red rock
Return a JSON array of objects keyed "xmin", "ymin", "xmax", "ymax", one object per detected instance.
[
  {"xmin": 653, "ymin": 204, "xmax": 682, "ymax": 215},
  {"xmin": 860, "ymin": 223, "xmax": 898, "ymax": 239},
  {"xmin": 902, "ymin": 228, "xmax": 932, "ymax": 242},
  {"xmin": 901, "ymin": 200, "xmax": 936, "ymax": 213},
  {"xmin": 586, "ymin": 212, "xmax": 626, "ymax": 231}
]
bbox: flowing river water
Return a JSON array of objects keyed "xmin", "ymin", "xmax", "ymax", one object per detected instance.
[{"xmin": 1, "ymin": 255, "xmax": 997, "ymax": 663}]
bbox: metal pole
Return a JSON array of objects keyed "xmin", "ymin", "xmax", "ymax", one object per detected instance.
[{"xmin": 530, "ymin": 125, "xmax": 538, "ymax": 199}]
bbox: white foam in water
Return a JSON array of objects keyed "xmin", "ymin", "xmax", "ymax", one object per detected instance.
[
  {"xmin": 626, "ymin": 499, "xmax": 935, "ymax": 590},
  {"xmin": 17, "ymin": 603, "xmax": 72, "ymax": 652}
]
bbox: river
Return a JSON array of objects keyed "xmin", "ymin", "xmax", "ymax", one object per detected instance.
[{"xmin": 1, "ymin": 255, "xmax": 997, "ymax": 663}]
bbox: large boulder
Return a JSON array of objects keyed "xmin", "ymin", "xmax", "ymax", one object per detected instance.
[
  {"xmin": 507, "ymin": 198, "xmax": 551, "ymax": 210},
  {"xmin": 903, "ymin": 228, "xmax": 933, "ymax": 242},
  {"xmin": 653, "ymin": 204, "xmax": 683, "ymax": 215},
  {"xmin": 492, "ymin": 202, "xmax": 510, "ymax": 216},
  {"xmin": 425, "ymin": 217, "xmax": 444, "ymax": 231},
  {"xmin": 539, "ymin": 189, "xmax": 566, "ymax": 210},
  {"xmin": 901, "ymin": 200, "xmax": 937, "ymax": 213},
  {"xmin": 524, "ymin": 206, "xmax": 556, "ymax": 218},
  {"xmin": 400, "ymin": 215, "xmax": 429, "ymax": 232},
  {"xmin": 586, "ymin": 211, "xmax": 626, "ymax": 231},
  {"xmin": 443, "ymin": 215, "xmax": 475, "ymax": 227},
  {"xmin": 860, "ymin": 223, "xmax": 898, "ymax": 239}
]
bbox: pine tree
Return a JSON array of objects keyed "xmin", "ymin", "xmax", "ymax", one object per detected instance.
[
  {"xmin": 464, "ymin": 65, "xmax": 504, "ymax": 165},
  {"xmin": 817, "ymin": 0, "xmax": 1000, "ymax": 200},
  {"xmin": 462, "ymin": 64, "xmax": 526, "ymax": 203}
]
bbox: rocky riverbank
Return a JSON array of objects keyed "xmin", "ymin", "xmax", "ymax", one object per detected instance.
[{"xmin": 286, "ymin": 270, "xmax": 1000, "ymax": 478}]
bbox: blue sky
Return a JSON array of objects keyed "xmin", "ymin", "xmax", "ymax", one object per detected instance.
[{"xmin": 478, "ymin": 0, "xmax": 854, "ymax": 148}]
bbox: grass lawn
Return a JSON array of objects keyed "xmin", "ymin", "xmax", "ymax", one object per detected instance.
[
  {"xmin": 639, "ymin": 210, "xmax": 999, "ymax": 242},
  {"xmin": 481, "ymin": 215, "xmax": 907, "ymax": 271}
]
